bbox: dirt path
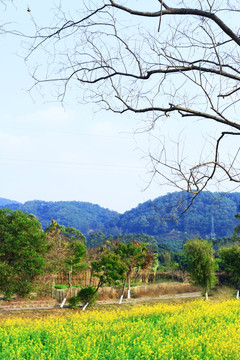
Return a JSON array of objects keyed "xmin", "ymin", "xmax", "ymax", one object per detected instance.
[
  {"xmin": 97, "ymin": 291, "xmax": 202, "ymax": 305},
  {"xmin": 0, "ymin": 292, "xmax": 202, "ymax": 312}
]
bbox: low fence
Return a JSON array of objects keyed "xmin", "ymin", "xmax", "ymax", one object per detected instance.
[
  {"xmin": 47, "ymin": 271, "xmax": 233, "ymax": 301},
  {"xmin": 54, "ymin": 269, "xmax": 187, "ymax": 287},
  {"xmin": 56, "ymin": 269, "xmax": 99, "ymax": 287}
]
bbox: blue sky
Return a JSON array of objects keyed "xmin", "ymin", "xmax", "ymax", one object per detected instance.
[
  {"xmin": 0, "ymin": 1, "xmax": 239, "ymax": 212},
  {"xmin": 0, "ymin": 1, "xmax": 165, "ymax": 212}
]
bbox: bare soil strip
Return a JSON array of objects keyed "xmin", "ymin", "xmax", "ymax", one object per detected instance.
[{"xmin": 0, "ymin": 292, "xmax": 202, "ymax": 312}]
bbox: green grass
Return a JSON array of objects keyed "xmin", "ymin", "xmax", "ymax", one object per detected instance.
[{"xmin": 54, "ymin": 285, "xmax": 82, "ymax": 289}]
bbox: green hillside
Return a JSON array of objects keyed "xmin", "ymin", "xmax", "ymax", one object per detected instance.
[
  {"xmin": 0, "ymin": 199, "xmax": 118, "ymax": 235},
  {"xmin": 0, "ymin": 198, "xmax": 20, "ymax": 207},
  {"xmin": 103, "ymin": 192, "xmax": 240, "ymax": 250},
  {"xmin": 1, "ymin": 192, "xmax": 240, "ymax": 250}
]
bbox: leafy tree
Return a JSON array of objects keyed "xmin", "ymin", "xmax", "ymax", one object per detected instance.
[
  {"xmin": 59, "ymin": 225, "xmax": 86, "ymax": 244},
  {"xmin": 159, "ymin": 251, "xmax": 172, "ymax": 269},
  {"xmin": 44, "ymin": 220, "xmax": 69, "ymax": 275},
  {"xmin": 233, "ymin": 208, "xmax": 240, "ymax": 241},
  {"xmin": 113, "ymin": 233, "xmax": 159, "ymax": 253},
  {"xmin": 82, "ymin": 247, "xmax": 127, "ymax": 310},
  {"xmin": 87, "ymin": 232, "xmax": 107, "ymax": 248},
  {"xmin": 69, "ymin": 286, "xmax": 98, "ymax": 309},
  {"xmin": 91, "ymin": 248, "xmax": 127, "ymax": 288},
  {"xmin": 219, "ymin": 245, "xmax": 240, "ymax": 298},
  {"xmin": 184, "ymin": 238, "xmax": 217, "ymax": 300},
  {"xmin": 173, "ymin": 252, "xmax": 189, "ymax": 272},
  {"xmin": 0, "ymin": 209, "xmax": 47, "ymax": 298},
  {"xmin": 45, "ymin": 220, "xmax": 86, "ymax": 273},
  {"xmin": 45, "ymin": 220, "xmax": 87, "ymax": 305},
  {"xmin": 114, "ymin": 241, "xmax": 155, "ymax": 303}
]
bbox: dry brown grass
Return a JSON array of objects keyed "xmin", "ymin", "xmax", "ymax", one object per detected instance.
[
  {"xmin": 209, "ymin": 285, "xmax": 236, "ymax": 301},
  {"xmin": 97, "ymin": 282, "xmax": 199, "ymax": 301},
  {"xmin": 131, "ymin": 282, "xmax": 199, "ymax": 298}
]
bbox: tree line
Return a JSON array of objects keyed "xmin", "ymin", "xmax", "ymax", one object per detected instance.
[
  {"xmin": 2, "ymin": 191, "xmax": 240, "ymax": 252},
  {"xmin": 1, "ymin": 208, "xmax": 240, "ymax": 308},
  {"xmin": 0, "ymin": 209, "xmax": 155, "ymax": 309}
]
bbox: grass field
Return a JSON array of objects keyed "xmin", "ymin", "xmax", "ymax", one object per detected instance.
[{"xmin": 0, "ymin": 298, "xmax": 240, "ymax": 359}]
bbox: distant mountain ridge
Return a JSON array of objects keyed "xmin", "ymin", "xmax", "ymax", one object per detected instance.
[
  {"xmin": 0, "ymin": 199, "xmax": 118, "ymax": 235},
  {"xmin": 1, "ymin": 192, "xmax": 240, "ymax": 249},
  {"xmin": 0, "ymin": 198, "xmax": 21, "ymax": 207},
  {"xmin": 103, "ymin": 192, "xmax": 240, "ymax": 250}
]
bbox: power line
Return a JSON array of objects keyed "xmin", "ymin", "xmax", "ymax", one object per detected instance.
[{"xmin": 0, "ymin": 156, "xmax": 145, "ymax": 173}]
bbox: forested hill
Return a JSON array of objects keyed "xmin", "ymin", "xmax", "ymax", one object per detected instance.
[
  {"xmin": 0, "ymin": 200, "xmax": 118, "ymax": 235},
  {"xmin": 0, "ymin": 198, "xmax": 20, "ymax": 207},
  {"xmin": 103, "ymin": 192, "xmax": 240, "ymax": 241},
  {"xmin": 1, "ymin": 192, "xmax": 240, "ymax": 242}
]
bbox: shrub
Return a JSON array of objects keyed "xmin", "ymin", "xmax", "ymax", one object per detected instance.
[{"xmin": 69, "ymin": 286, "xmax": 98, "ymax": 309}]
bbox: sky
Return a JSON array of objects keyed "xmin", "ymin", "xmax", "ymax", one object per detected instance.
[
  {"xmin": 0, "ymin": 0, "xmax": 164, "ymax": 213},
  {"xmin": 0, "ymin": 1, "xmax": 239, "ymax": 213}
]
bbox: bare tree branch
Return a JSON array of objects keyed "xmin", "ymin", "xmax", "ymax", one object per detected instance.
[{"xmin": 22, "ymin": 0, "xmax": 240, "ymax": 212}]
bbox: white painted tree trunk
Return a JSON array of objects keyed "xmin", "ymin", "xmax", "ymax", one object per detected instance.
[
  {"xmin": 236, "ymin": 290, "xmax": 239, "ymax": 299},
  {"xmin": 119, "ymin": 295, "xmax": 123, "ymax": 304},
  {"xmin": 60, "ymin": 297, "xmax": 67, "ymax": 308},
  {"xmin": 60, "ymin": 283, "xmax": 71, "ymax": 308},
  {"xmin": 127, "ymin": 276, "xmax": 131, "ymax": 299},
  {"xmin": 205, "ymin": 291, "xmax": 209, "ymax": 300},
  {"xmin": 82, "ymin": 302, "xmax": 89, "ymax": 311}
]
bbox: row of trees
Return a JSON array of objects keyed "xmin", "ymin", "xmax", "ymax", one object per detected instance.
[
  {"xmin": 0, "ymin": 209, "xmax": 155, "ymax": 306},
  {"xmin": 74, "ymin": 241, "xmax": 155, "ymax": 310},
  {"xmin": 1, "ymin": 208, "xmax": 240, "ymax": 306},
  {"xmin": 0, "ymin": 209, "xmax": 87, "ymax": 299}
]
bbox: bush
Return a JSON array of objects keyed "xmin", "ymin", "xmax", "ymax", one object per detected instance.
[{"xmin": 69, "ymin": 286, "xmax": 98, "ymax": 309}]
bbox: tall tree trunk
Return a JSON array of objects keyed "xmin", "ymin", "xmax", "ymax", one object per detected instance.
[
  {"xmin": 119, "ymin": 278, "xmax": 127, "ymax": 304},
  {"xmin": 51, "ymin": 274, "xmax": 56, "ymax": 298},
  {"xmin": 127, "ymin": 273, "xmax": 131, "ymax": 299},
  {"xmin": 60, "ymin": 266, "xmax": 72, "ymax": 308},
  {"xmin": 89, "ymin": 268, "xmax": 93, "ymax": 286}
]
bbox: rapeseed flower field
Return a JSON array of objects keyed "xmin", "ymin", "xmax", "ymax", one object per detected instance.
[{"xmin": 0, "ymin": 299, "xmax": 240, "ymax": 359}]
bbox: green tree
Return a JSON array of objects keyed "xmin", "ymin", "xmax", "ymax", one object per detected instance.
[
  {"xmin": 83, "ymin": 247, "xmax": 127, "ymax": 310},
  {"xmin": 45, "ymin": 220, "xmax": 86, "ymax": 274},
  {"xmin": 160, "ymin": 251, "xmax": 172, "ymax": 269},
  {"xmin": 58, "ymin": 225, "xmax": 86, "ymax": 245},
  {"xmin": 233, "ymin": 209, "xmax": 240, "ymax": 241},
  {"xmin": 114, "ymin": 241, "xmax": 155, "ymax": 303},
  {"xmin": 219, "ymin": 245, "xmax": 240, "ymax": 298},
  {"xmin": 113, "ymin": 233, "xmax": 159, "ymax": 253},
  {"xmin": 44, "ymin": 220, "xmax": 69, "ymax": 275},
  {"xmin": 184, "ymin": 239, "xmax": 217, "ymax": 300},
  {"xmin": 59, "ymin": 240, "xmax": 87, "ymax": 307},
  {"xmin": 87, "ymin": 232, "xmax": 107, "ymax": 248},
  {"xmin": 91, "ymin": 249, "xmax": 127, "ymax": 288},
  {"xmin": 45, "ymin": 220, "xmax": 87, "ymax": 305},
  {"xmin": 0, "ymin": 209, "xmax": 47, "ymax": 298}
]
